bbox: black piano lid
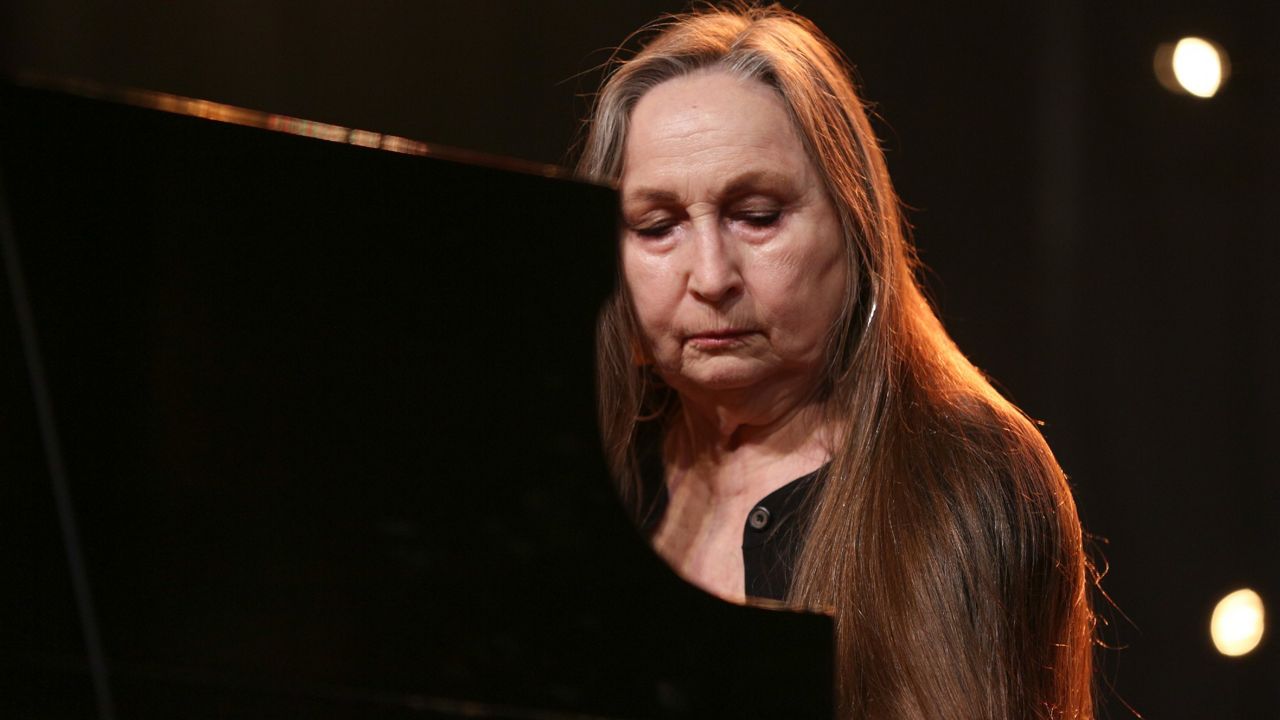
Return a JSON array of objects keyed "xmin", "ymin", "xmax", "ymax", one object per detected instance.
[{"xmin": 0, "ymin": 77, "xmax": 834, "ymax": 719}]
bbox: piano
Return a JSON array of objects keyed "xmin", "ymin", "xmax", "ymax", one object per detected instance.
[{"xmin": 0, "ymin": 78, "xmax": 833, "ymax": 719}]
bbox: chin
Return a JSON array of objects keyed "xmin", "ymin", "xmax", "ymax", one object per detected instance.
[{"xmin": 667, "ymin": 362, "xmax": 769, "ymax": 394}]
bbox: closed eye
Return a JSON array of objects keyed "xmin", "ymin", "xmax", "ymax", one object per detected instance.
[
  {"xmin": 632, "ymin": 222, "xmax": 677, "ymax": 239},
  {"xmin": 737, "ymin": 210, "xmax": 781, "ymax": 228}
]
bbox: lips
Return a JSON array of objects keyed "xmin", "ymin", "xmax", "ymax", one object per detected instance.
[
  {"xmin": 687, "ymin": 329, "xmax": 754, "ymax": 340},
  {"xmin": 684, "ymin": 328, "xmax": 756, "ymax": 348}
]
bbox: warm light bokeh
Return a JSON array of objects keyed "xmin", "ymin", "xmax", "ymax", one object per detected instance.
[
  {"xmin": 1154, "ymin": 36, "xmax": 1229, "ymax": 98},
  {"xmin": 1210, "ymin": 588, "xmax": 1266, "ymax": 657},
  {"xmin": 1172, "ymin": 37, "xmax": 1224, "ymax": 97}
]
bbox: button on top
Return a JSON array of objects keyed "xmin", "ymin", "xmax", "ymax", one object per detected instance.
[{"xmin": 748, "ymin": 505, "xmax": 771, "ymax": 530}]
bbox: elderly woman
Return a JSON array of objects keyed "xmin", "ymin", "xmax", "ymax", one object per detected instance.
[{"xmin": 577, "ymin": 4, "xmax": 1094, "ymax": 719}]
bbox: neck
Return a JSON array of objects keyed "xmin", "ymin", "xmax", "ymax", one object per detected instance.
[{"xmin": 664, "ymin": 391, "xmax": 834, "ymax": 500}]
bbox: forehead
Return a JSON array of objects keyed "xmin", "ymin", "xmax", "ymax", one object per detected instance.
[{"xmin": 621, "ymin": 70, "xmax": 813, "ymax": 197}]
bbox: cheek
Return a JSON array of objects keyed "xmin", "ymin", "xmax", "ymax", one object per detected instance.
[
  {"xmin": 621, "ymin": 245, "xmax": 678, "ymax": 338},
  {"xmin": 754, "ymin": 239, "xmax": 847, "ymax": 343}
]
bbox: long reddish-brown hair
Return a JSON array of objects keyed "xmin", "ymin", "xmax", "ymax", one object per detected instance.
[{"xmin": 576, "ymin": 4, "xmax": 1094, "ymax": 718}]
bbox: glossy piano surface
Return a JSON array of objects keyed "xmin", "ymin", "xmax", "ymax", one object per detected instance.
[{"xmin": 0, "ymin": 79, "xmax": 833, "ymax": 719}]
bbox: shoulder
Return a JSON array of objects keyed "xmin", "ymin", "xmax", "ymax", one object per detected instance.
[
  {"xmin": 903, "ymin": 387, "xmax": 1065, "ymax": 506},
  {"xmin": 884, "ymin": 388, "xmax": 1079, "ymax": 596}
]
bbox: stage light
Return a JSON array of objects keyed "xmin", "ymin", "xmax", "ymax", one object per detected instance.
[
  {"xmin": 1154, "ymin": 37, "xmax": 1229, "ymax": 98},
  {"xmin": 1210, "ymin": 588, "xmax": 1265, "ymax": 657}
]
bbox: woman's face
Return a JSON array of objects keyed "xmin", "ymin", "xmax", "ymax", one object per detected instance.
[{"xmin": 620, "ymin": 70, "xmax": 847, "ymax": 403}]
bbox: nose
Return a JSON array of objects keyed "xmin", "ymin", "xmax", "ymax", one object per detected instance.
[{"xmin": 687, "ymin": 219, "xmax": 742, "ymax": 305}]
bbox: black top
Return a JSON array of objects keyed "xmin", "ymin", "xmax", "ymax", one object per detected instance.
[{"xmin": 640, "ymin": 467, "xmax": 825, "ymax": 601}]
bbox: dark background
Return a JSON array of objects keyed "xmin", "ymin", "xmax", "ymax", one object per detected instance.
[{"xmin": 3, "ymin": 0, "xmax": 1277, "ymax": 717}]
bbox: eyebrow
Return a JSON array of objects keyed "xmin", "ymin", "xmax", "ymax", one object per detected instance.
[{"xmin": 621, "ymin": 169, "xmax": 797, "ymax": 207}]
